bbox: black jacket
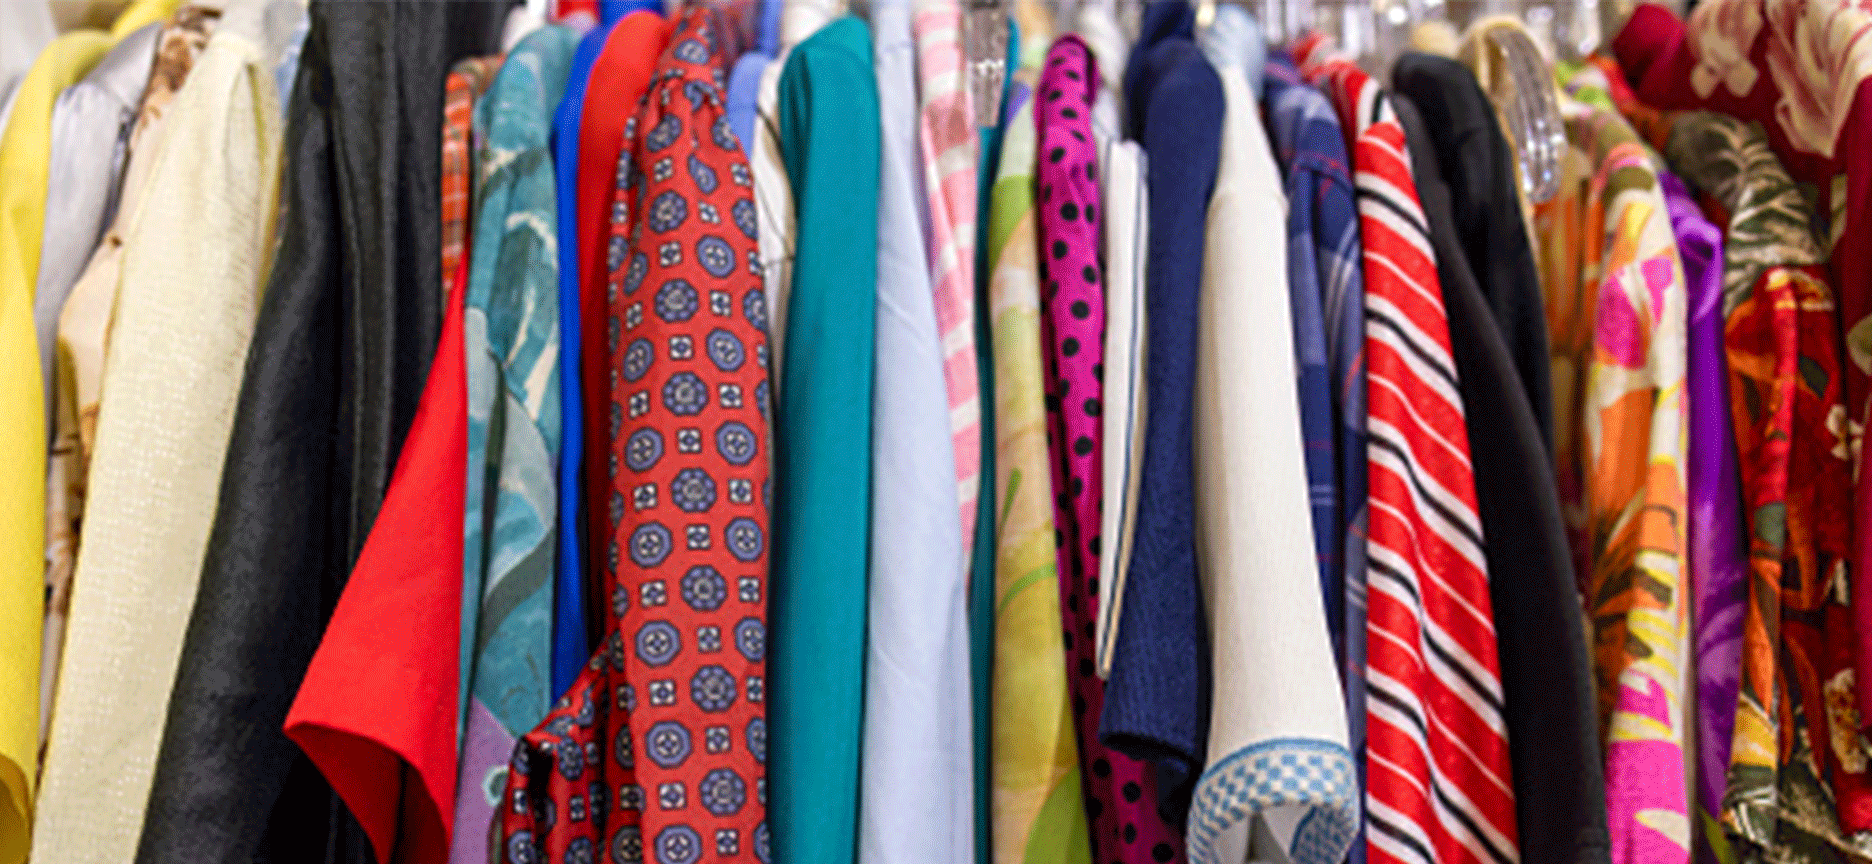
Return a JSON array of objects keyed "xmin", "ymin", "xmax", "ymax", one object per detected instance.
[
  {"xmin": 1393, "ymin": 53, "xmax": 1555, "ymax": 453},
  {"xmin": 1393, "ymin": 83, "xmax": 1611, "ymax": 864}
]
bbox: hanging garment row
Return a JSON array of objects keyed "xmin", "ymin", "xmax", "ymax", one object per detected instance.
[{"xmin": 0, "ymin": 2, "xmax": 1869, "ymax": 864}]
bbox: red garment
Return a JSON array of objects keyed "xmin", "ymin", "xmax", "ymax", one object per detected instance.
[
  {"xmin": 284, "ymin": 263, "xmax": 471, "ymax": 864},
  {"xmin": 1294, "ymin": 34, "xmax": 1519, "ymax": 864},
  {"xmin": 499, "ymin": 9, "xmax": 770, "ymax": 864},
  {"xmin": 556, "ymin": 0, "xmax": 598, "ymax": 23},
  {"xmin": 1613, "ymin": 4, "xmax": 1872, "ymax": 745},
  {"xmin": 580, "ymin": 11, "xmax": 674, "ymax": 633}
]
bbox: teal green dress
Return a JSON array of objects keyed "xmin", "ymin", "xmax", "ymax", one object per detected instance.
[
  {"xmin": 770, "ymin": 16, "xmax": 881, "ymax": 864},
  {"xmin": 971, "ymin": 19, "xmax": 1018, "ymax": 864}
]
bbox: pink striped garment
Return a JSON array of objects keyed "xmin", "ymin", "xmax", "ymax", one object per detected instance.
[{"xmin": 914, "ymin": 0, "xmax": 983, "ymax": 552}]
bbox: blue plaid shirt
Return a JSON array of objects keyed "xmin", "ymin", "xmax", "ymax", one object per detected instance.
[{"xmin": 1264, "ymin": 50, "xmax": 1369, "ymax": 862}]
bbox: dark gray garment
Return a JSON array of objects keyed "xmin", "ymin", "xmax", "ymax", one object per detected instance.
[{"xmin": 134, "ymin": 5, "xmax": 509, "ymax": 864}]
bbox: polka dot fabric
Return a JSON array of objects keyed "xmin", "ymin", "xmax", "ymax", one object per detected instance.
[
  {"xmin": 1036, "ymin": 35, "xmax": 1185, "ymax": 864},
  {"xmin": 496, "ymin": 10, "xmax": 771, "ymax": 864}
]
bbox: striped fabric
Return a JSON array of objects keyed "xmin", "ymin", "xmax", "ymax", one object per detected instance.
[
  {"xmin": 912, "ymin": 0, "xmax": 981, "ymax": 560},
  {"xmin": 1294, "ymin": 36, "xmax": 1519, "ymax": 864}
]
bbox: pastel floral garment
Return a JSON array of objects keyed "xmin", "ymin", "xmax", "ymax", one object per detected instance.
[
  {"xmin": 1668, "ymin": 110, "xmax": 1872, "ymax": 864},
  {"xmin": 989, "ymin": 61, "xmax": 1095, "ymax": 864},
  {"xmin": 454, "ymin": 26, "xmax": 577, "ymax": 864},
  {"xmin": 1545, "ymin": 88, "xmax": 1692, "ymax": 864},
  {"xmin": 495, "ymin": 10, "xmax": 772, "ymax": 864}
]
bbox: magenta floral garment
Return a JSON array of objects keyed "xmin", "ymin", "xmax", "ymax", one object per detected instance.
[{"xmin": 1036, "ymin": 34, "xmax": 1185, "ymax": 864}]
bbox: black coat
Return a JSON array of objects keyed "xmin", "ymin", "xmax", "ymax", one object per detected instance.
[{"xmin": 1392, "ymin": 81, "xmax": 1611, "ymax": 864}]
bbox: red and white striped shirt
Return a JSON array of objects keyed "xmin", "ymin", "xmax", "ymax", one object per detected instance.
[{"xmin": 1295, "ymin": 36, "xmax": 1520, "ymax": 864}]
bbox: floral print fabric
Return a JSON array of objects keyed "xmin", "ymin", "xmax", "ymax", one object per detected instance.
[
  {"xmin": 1612, "ymin": 2, "xmax": 1872, "ymax": 744},
  {"xmin": 1668, "ymin": 109, "xmax": 1872, "ymax": 864},
  {"xmin": 1551, "ymin": 91, "xmax": 1693, "ymax": 864},
  {"xmin": 989, "ymin": 60, "xmax": 1095, "ymax": 864},
  {"xmin": 452, "ymin": 26, "xmax": 577, "ymax": 864}
]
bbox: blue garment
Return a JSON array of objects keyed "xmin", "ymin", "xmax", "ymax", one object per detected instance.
[
  {"xmin": 600, "ymin": 0, "xmax": 661, "ymax": 27},
  {"xmin": 1261, "ymin": 51, "xmax": 1345, "ymax": 670},
  {"xmin": 759, "ymin": 0, "xmax": 781, "ymax": 55},
  {"xmin": 727, "ymin": 51, "xmax": 766, "ymax": 157},
  {"xmin": 859, "ymin": 0, "xmax": 972, "ymax": 859},
  {"xmin": 547, "ymin": 21, "xmax": 607, "ymax": 700},
  {"xmin": 1100, "ymin": 0, "xmax": 1222, "ymax": 827},
  {"xmin": 273, "ymin": 10, "xmax": 308, "ymax": 113},
  {"xmin": 456, "ymin": 25, "xmax": 578, "ymax": 864},
  {"xmin": 1264, "ymin": 50, "xmax": 1369, "ymax": 864}
]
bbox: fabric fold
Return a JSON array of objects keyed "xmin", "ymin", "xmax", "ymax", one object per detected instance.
[
  {"xmin": 986, "ymin": 52, "xmax": 1095, "ymax": 864},
  {"xmin": 769, "ymin": 17, "xmax": 880, "ymax": 864},
  {"xmin": 1099, "ymin": 6, "xmax": 1221, "ymax": 825},
  {"xmin": 448, "ymin": 27, "xmax": 578, "ymax": 864},
  {"xmin": 282, "ymin": 267, "xmax": 469, "ymax": 864},
  {"xmin": 0, "ymin": 32, "xmax": 111, "ymax": 859}
]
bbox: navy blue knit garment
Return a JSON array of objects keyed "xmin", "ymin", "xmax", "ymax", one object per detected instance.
[{"xmin": 1099, "ymin": 2, "xmax": 1224, "ymax": 829}]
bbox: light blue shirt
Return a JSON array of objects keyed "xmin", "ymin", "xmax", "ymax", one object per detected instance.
[
  {"xmin": 859, "ymin": 0, "xmax": 972, "ymax": 862},
  {"xmin": 34, "ymin": 23, "xmax": 158, "ymax": 439},
  {"xmin": 727, "ymin": 50, "xmax": 766, "ymax": 157}
]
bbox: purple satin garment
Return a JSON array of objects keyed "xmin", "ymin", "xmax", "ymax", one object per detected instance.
[{"xmin": 1661, "ymin": 170, "xmax": 1745, "ymax": 860}]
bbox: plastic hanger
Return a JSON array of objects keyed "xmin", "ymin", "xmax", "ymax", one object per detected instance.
[
  {"xmin": 1460, "ymin": 16, "xmax": 1566, "ymax": 203},
  {"xmin": 965, "ymin": 0, "xmax": 1008, "ymax": 128}
]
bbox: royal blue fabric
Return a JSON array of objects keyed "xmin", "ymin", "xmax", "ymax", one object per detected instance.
[
  {"xmin": 600, "ymin": 0, "xmax": 661, "ymax": 27},
  {"xmin": 547, "ymin": 21, "xmax": 607, "ymax": 700},
  {"xmin": 759, "ymin": 0, "xmax": 780, "ymax": 54},
  {"xmin": 1100, "ymin": 2, "xmax": 1222, "ymax": 827}
]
